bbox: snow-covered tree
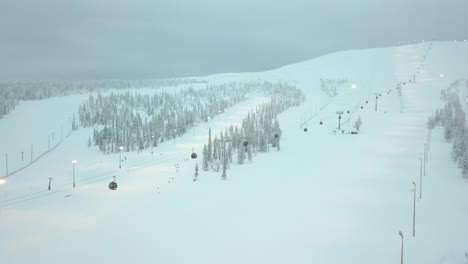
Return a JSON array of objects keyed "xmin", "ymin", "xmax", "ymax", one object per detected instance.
[
  {"xmin": 202, "ymin": 144, "xmax": 209, "ymax": 171},
  {"xmin": 353, "ymin": 116, "xmax": 363, "ymax": 131},
  {"xmin": 194, "ymin": 164, "xmax": 199, "ymax": 181}
]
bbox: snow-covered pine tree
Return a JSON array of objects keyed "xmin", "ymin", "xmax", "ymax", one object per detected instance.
[
  {"xmin": 202, "ymin": 144, "xmax": 209, "ymax": 171},
  {"xmin": 452, "ymin": 127, "xmax": 466, "ymax": 165},
  {"xmin": 194, "ymin": 164, "xmax": 199, "ymax": 181},
  {"xmin": 208, "ymin": 128, "xmax": 212, "ymax": 162},
  {"xmin": 353, "ymin": 116, "xmax": 363, "ymax": 131}
]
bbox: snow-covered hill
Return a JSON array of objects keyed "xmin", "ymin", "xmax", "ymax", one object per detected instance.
[{"xmin": 1, "ymin": 41, "xmax": 468, "ymax": 264}]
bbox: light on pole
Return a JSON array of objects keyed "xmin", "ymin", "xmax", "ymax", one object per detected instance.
[
  {"xmin": 336, "ymin": 111, "xmax": 344, "ymax": 131},
  {"xmin": 119, "ymin": 146, "xmax": 124, "ymax": 169},
  {"xmin": 398, "ymin": 231, "xmax": 404, "ymax": 264},
  {"xmin": 412, "ymin": 181, "xmax": 416, "ymax": 237},
  {"xmin": 173, "ymin": 129, "xmax": 177, "ymax": 147},
  {"xmin": 151, "ymin": 135, "xmax": 154, "ymax": 155},
  {"xmin": 72, "ymin": 160, "xmax": 77, "ymax": 188},
  {"xmin": 0, "ymin": 176, "xmax": 6, "ymax": 185},
  {"xmin": 374, "ymin": 93, "xmax": 379, "ymax": 112}
]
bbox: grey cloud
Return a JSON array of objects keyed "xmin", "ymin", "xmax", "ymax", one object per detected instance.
[{"xmin": 0, "ymin": 0, "xmax": 466, "ymax": 80}]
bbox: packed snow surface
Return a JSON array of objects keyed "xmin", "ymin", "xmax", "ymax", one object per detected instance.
[{"xmin": 1, "ymin": 42, "xmax": 468, "ymax": 264}]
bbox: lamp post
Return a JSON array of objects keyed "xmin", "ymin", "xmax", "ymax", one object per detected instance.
[
  {"xmin": 336, "ymin": 111, "xmax": 344, "ymax": 131},
  {"xmin": 119, "ymin": 146, "xmax": 123, "ymax": 169},
  {"xmin": 398, "ymin": 231, "xmax": 404, "ymax": 264},
  {"xmin": 412, "ymin": 181, "xmax": 416, "ymax": 237},
  {"xmin": 374, "ymin": 93, "xmax": 379, "ymax": 112},
  {"xmin": 72, "ymin": 160, "xmax": 77, "ymax": 188},
  {"xmin": 193, "ymin": 122, "xmax": 196, "ymax": 136},
  {"xmin": 173, "ymin": 129, "xmax": 177, "ymax": 147},
  {"xmin": 151, "ymin": 135, "xmax": 154, "ymax": 155}
]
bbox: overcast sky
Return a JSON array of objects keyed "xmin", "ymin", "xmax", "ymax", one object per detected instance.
[{"xmin": 0, "ymin": 0, "xmax": 466, "ymax": 81}]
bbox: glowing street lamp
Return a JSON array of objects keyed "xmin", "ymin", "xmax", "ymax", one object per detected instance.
[
  {"xmin": 0, "ymin": 176, "xmax": 6, "ymax": 184},
  {"xmin": 412, "ymin": 181, "xmax": 416, "ymax": 237},
  {"xmin": 119, "ymin": 146, "xmax": 124, "ymax": 169},
  {"xmin": 72, "ymin": 160, "xmax": 77, "ymax": 188},
  {"xmin": 398, "ymin": 231, "xmax": 404, "ymax": 264}
]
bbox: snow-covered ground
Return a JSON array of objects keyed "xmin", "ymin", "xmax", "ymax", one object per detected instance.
[{"xmin": 1, "ymin": 41, "xmax": 468, "ymax": 264}]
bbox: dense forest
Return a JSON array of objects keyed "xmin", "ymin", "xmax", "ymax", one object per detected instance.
[
  {"xmin": 320, "ymin": 78, "xmax": 347, "ymax": 97},
  {"xmin": 78, "ymin": 81, "xmax": 305, "ymax": 155},
  {"xmin": 427, "ymin": 80, "xmax": 468, "ymax": 176},
  {"xmin": 0, "ymin": 78, "xmax": 205, "ymax": 119},
  {"xmin": 199, "ymin": 82, "xmax": 305, "ymax": 179}
]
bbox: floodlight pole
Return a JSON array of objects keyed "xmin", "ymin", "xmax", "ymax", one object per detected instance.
[
  {"xmin": 336, "ymin": 111, "xmax": 344, "ymax": 131},
  {"xmin": 374, "ymin": 93, "xmax": 380, "ymax": 112},
  {"xmin": 412, "ymin": 182, "xmax": 416, "ymax": 237},
  {"xmin": 398, "ymin": 231, "xmax": 404, "ymax": 264},
  {"xmin": 119, "ymin": 146, "xmax": 123, "ymax": 169}
]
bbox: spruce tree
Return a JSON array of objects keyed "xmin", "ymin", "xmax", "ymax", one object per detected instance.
[
  {"xmin": 202, "ymin": 144, "xmax": 209, "ymax": 171},
  {"xmin": 208, "ymin": 128, "xmax": 212, "ymax": 162},
  {"xmin": 194, "ymin": 164, "xmax": 199, "ymax": 181}
]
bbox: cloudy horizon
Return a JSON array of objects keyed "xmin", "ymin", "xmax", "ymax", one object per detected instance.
[{"xmin": 0, "ymin": 0, "xmax": 466, "ymax": 81}]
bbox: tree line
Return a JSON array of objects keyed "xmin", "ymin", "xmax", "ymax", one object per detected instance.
[
  {"xmin": 427, "ymin": 80, "xmax": 468, "ymax": 177},
  {"xmin": 79, "ymin": 81, "xmax": 304, "ymax": 155},
  {"xmin": 0, "ymin": 78, "xmax": 206, "ymax": 119},
  {"xmin": 320, "ymin": 78, "xmax": 347, "ymax": 97}
]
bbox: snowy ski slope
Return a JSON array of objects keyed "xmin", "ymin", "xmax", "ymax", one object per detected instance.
[{"xmin": 1, "ymin": 41, "xmax": 468, "ymax": 264}]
